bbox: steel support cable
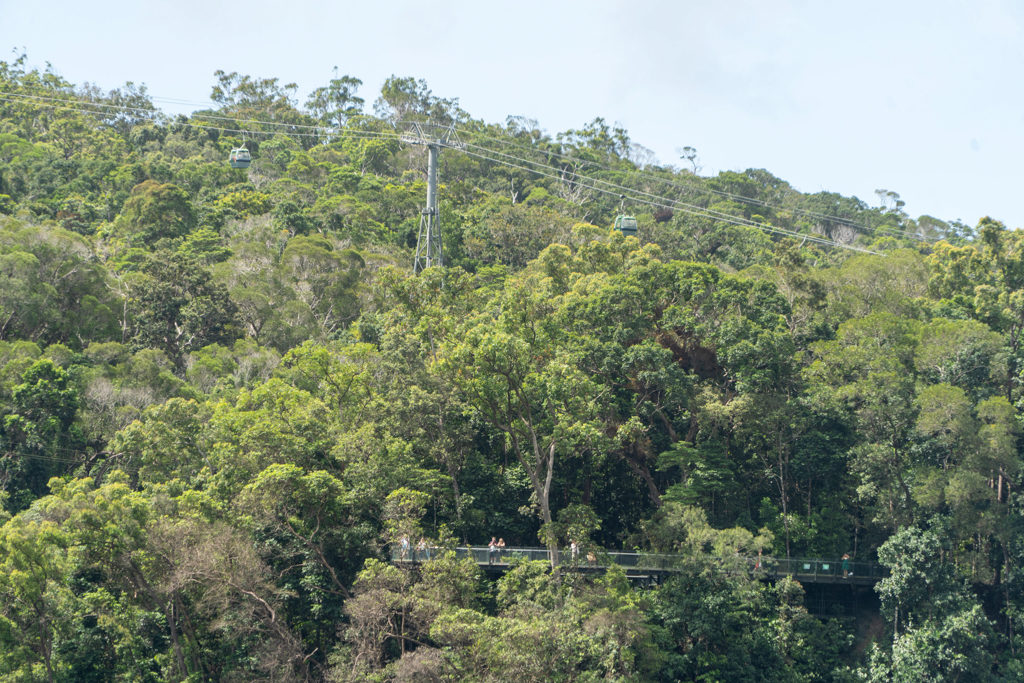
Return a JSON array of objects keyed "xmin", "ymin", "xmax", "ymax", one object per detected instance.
[
  {"xmin": 475, "ymin": 128, "xmax": 921, "ymax": 243},
  {"xmin": 0, "ymin": 99, "xmax": 403, "ymax": 150},
  {"xmin": 4, "ymin": 91, "xmax": 314, "ymax": 133},
  {"xmin": 458, "ymin": 146, "xmax": 877, "ymax": 253},
  {"xmin": 1, "ymin": 91, "xmax": 926, "ymax": 241},
  {"xmin": 462, "ymin": 139, "xmax": 786, "ymax": 227},
  {"xmin": 438, "ymin": 120, "xmax": 918, "ymax": 240},
  {"xmin": 0, "ymin": 91, "xmax": 405, "ymax": 145},
  {"xmin": 1, "ymin": 448, "xmax": 95, "ymax": 464},
  {"xmin": 0, "ymin": 89, "xmax": 164, "ymax": 113},
  {"xmin": 458, "ymin": 142, "xmax": 875, "ymax": 252},
  {"xmin": 460, "ymin": 143, "xmax": 835, "ymax": 247},
  {"xmin": 0, "ymin": 91, "xmax": 874, "ymax": 251},
  {"xmin": 417, "ymin": 120, "xmax": 925, "ymax": 243}
]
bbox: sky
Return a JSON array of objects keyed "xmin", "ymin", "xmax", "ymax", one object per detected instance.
[{"xmin": 2, "ymin": 0, "xmax": 1023, "ymax": 229}]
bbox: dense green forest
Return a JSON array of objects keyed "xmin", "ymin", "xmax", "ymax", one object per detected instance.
[{"xmin": 1, "ymin": 55, "xmax": 1022, "ymax": 681}]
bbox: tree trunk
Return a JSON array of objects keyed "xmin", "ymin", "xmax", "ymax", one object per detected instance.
[
  {"xmin": 511, "ymin": 427, "xmax": 560, "ymax": 568},
  {"xmin": 622, "ymin": 453, "xmax": 662, "ymax": 507},
  {"xmin": 541, "ymin": 440, "xmax": 559, "ymax": 567},
  {"xmin": 167, "ymin": 599, "xmax": 188, "ymax": 679},
  {"xmin": 174, "ymin": 593, "xmax": 205, "ymax": 678}
]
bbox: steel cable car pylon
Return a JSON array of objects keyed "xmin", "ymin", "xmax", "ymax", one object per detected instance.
[{"xmin": 401, "ymin": 122, "xmax": 464, "ymax": 273}]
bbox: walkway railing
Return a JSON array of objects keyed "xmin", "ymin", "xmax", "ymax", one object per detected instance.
[{"xmin": 391, "ymin": 546, "xmax": 886, "ymax": 584}]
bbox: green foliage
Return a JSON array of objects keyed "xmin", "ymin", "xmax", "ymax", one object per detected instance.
[
  {"xmin": 124, "ymin": 251, "xmax": 240, "ymax": 367},
  {"xmin": 883, "ymin": 604, "xmax": 997, "ymax": 682},
  {"xmin": 373, "ymin": 75, "xmax": 461, "ymax": 124},
  {"xmin": 3, "ymin": 57, "xmax": 1024, "ymax": 681},
  {"xmin": 114, "ymin": 180, "xmax": 196, "ymax": 245},
  {"xmin": 877, "ymin": 525, "xmax": 966, "ymax": 626},
  {"xmin": 649, "ymin": 560, "xmax": 852, "ymax": 681},
  {"xmin": 2, "ymin": 359, "xmax": 82, "ymax": 511},
  {"xmin": 305, "ymin": 73, "xmax": 364, "ymax": 128},
  {"xmin": 872, "ymin": 526, "xmax": 1000, "ymax": 680}
]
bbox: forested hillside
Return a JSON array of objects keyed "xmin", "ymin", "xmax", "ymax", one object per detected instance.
[{"xmin": 1, "ymin": 56, "xmax": 1022, "ymax": 681}]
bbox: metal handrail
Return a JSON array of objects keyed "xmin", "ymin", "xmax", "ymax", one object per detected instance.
[{"xmin": 390, "ymin": 546, "xmax": 886, "ymax": 582}]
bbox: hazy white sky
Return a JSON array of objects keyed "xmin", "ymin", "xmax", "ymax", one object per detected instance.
[{"xmin": 2, "ymin": 0, "xmax": 1022, "ymax": 228}]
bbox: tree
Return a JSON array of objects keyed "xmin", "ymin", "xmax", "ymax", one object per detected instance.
[
  {"xmin": 78, "ymin": 80, "xmax": 158, "ymax": 138},
  {"xmin": 440, "ymin": 269, "xmax": 604, "ymax": 565},
  {"xmin": 278, "ymin": 235, "xmax": 364, "ymax": 339},
  {"xmin": 0, "ymin": 222, "xmax": 117, "ymax": 346},
  {"xmin": 205, "ymin": 378, "xmax": 333, "ymax": 499},
  {"xmin": 0, "ymin": 514, "xmax": 73, "ymax": 682},
  {"xmin": 1, "ymin": 359, "xmax": 82, "ymax": 511},
  {"xmin": 874, "ymin": 526, "xmax": 999, "ymax": 681},
  {"xmin": 558, "ymin": 117, "xmax": 632, "ymax": 161},
  {"xmin": 114, "ymin": 180, "xmax": 196, "ymax": 246},
  {"xmin": 373, "ymin": 76, "xmax": 461, "ymax": 124},
  {"xmin": 305, "ymin": 72, "xmax": 364, "ymax": 130},
  {"xmin": 649, "ymin": 556, "xmax": 785, "ymax": 681},
  {"xmin": 884, "ymin": 605, "xmax": 997, "ymax": 682},
  {"xmin": 108, "ymin": 397, "xmax": 212, "ymax": 485},
  {"xmin": 730, "ymin": 393, "xmax": 807, "ymax": 556},
  {"xmin": 807, "ymin": 313, "xmax": 920, "ymax": 530},
  {"xmin": 678, "ymin": 145, "xmax": 700, "ymax": 173},
  {"xmin": 0, "ymin": 250, "xmax": 56, "ymax": 342},
  {"xmin": 210, "ymin": 70, "xmax": 304, "ymax": 124},
  {"xmin": 877, "ymin": 525, "xmax": 967, "ymax": 631},
  {"xmin": 125, "ymin": 251, "xmax": 239, "ymax": 369},
  {"xmin": 236, "ymin": 463, "xmax": 369, "ymax": 658},
  {"xmin": 336, "ymin": 558, "xmax": 415, "ymax": 676},
  {"xmin": 148, "ymin": 516, "xmax": 310, "ymax": 680}
]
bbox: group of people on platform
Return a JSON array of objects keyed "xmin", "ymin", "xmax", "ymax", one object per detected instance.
[
  {"xmin": 401, "ymin": 536, "xmax": 856, "ymax": 578},
  {"xmin": 487, "ymin": 536, "xmax": 506, "ymax": 563},
  {"xmin": 398, "ymin": 535, "xmax": 434, "ymax": 562},
  {"xmin": 489, "ymin": 537, "xmax": 597, "ymax": 565},
  {"xmin": 570, "ymin": 540, "xmax": 598, "ymax": 564}
]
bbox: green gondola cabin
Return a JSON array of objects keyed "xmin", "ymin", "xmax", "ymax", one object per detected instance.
[
  {"xmin": 229, "ymin": 147, "xmax": 251, "ymax": 169},
  {"xmin": 614, "ymin": 214, "xmax": 638, "ymax": 237}
]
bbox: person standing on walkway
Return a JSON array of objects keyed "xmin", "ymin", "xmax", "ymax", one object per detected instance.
[
  {"xmin": 842, "ymin": 553, "xmax": 851, "ymax": 579},
  {"xmin": 497, "ymin": 537, "xmax": 506, "ymax": 562},
  {"xmin": 489, "ymin": 537, "xmax": 498, "ymax": 565}
]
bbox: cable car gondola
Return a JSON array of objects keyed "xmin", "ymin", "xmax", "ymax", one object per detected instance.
[
  {"xmin": 614, "ymin": 214, "xmax": 638, "ymax": 237},
  {"xmin": 229, "ymin": 146, "xmax": 251, "ymax": 169},
  {"xmin": 614, "ymin": 195, "xmax": 637, "ymax": 237}
]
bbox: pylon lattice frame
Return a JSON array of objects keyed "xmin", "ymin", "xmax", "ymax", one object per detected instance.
[{"xmin": 401, "ymin": 122, "xmax": 464, "ymax": 273}]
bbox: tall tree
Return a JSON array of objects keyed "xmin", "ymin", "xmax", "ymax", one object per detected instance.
[{"xmin": 305, "ymin": 72, "xmax": 364, "ymax": 130}]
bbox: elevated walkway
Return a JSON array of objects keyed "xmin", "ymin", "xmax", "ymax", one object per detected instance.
[{"xmin": 392, "ymin": 546, "xmax": 885, "ymax": 586}]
